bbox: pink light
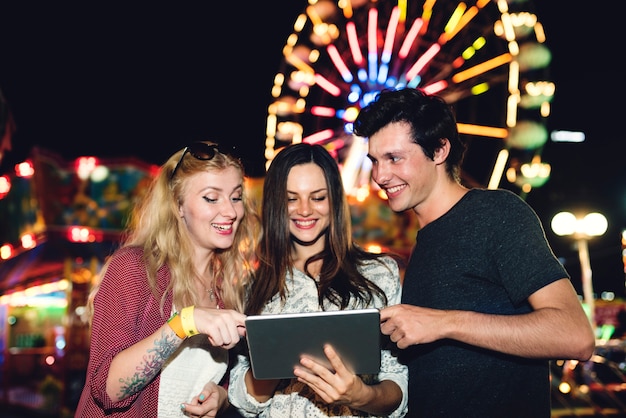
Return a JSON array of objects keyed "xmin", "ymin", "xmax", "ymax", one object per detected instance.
[
  {"xmin": 381, "ymin": 7, "xmax": 400, "ymax": 64},
  {"xmin": 314, "ymin": 74, "xmax": 342, "ymax": 96},
  {"xmin": 398, "ymin": 18, "xmax": 424, "ymax": 59},
  {"xmin": 311, "ymin": 106, "xmax": 337, "ymax": 118},
  {"xmin": 367, "ymin": 7, "xmax": 379, "ymax": 81},
  {"xmin": 346, "ymin": 22, "xmax": 364, "ymax": 65},
  {"xmin": 406, "ymin": 43, "xmax": 441, "ymax": 81},
  {"xmin": 422, "ymin": 80, "xmax": 448, "ymax": 95},
  {"xmin": 327, "ymin": 44, "xmax": 353, "ymax": 83},
  {"xmin": 367, "ymin": 8, "xmax": 378, "ymax": 57},
  {"xmin": 303, "ymin": 129, "xmax": 335, "ymax": 144}
]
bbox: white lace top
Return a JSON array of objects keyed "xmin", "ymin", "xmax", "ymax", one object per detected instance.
[{"xmin": 228, "ymin": 256, "xmax": 408, "ymax": 418}]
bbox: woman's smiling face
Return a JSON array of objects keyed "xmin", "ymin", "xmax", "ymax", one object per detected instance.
[
  {"xmin": 286, "ymin": 163, "xmax": 330, "ymax": 246},
  {"xmin": 178, "ymin": 166, "xmax": 244, "ymax": 251}
]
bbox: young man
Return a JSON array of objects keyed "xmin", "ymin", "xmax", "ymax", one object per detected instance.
[{"xmin": 353, "ymin": 88, "xmax": 595, "ymax": 418}]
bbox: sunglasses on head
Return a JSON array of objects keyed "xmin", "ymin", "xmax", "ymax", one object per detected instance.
[{"xmin": 170, "ymin": 142, "xmax": 219, "ymax": 180}]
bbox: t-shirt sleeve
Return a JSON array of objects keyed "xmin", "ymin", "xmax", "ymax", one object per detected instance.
[{"xmin": 490, "ymin": 191, "xmax": 569, "ymax": 305}]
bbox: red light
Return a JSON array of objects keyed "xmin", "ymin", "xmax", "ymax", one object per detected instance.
[
  {"xmin": 0, "ymin": 175, "xmax": 10, "ymax": 199},
  {"xmin": 15, "ymin": 160, "xmax": 34, "ymax": 178},
  {"xmin": 75, "ymin": 156, "xmax": 99, "ymax": 180},
  {"xmin": 67, "ymin": 226, "xmax": 102, "ymax": 242}
]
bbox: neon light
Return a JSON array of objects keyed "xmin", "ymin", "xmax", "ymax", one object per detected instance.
[
  {"xmin": 293, "ymin": 14, "xmax": 307, "ymax": 33},
  {"xmin": 314, "ymin": 74, "xmax": 342, "ymax": 96},
  {"xmin": 442, "ymin": 5, "xmax": 479, "ymax": 43},
  {"xmin": 452, "ymin": 53, "xmax": 512, "ymax": 83},
  {"xmin": 346, "ymin": 22, "xmax": 364, "ymax": 65},
  {"xmin": 443, "ymin": 3, "xmax": 467, "ymax": 36},
  {"xmin": 406, "ymin": 43, "xmax": 441, "ymax": 81},
  {"xmin": 306, "ymin": 5, "xmax": 324, "ymax": 27},
  {"xmin": 407, "ymin": 75, "xmax": 421, "ymax": 88},
  {"xmin": 421, "ymin": 0, "xmax": 436, "ymax": 34},
  {"xmin": 377, "ymin": 64, "xmax": 390, "ymax": 84},
  {"xmin": 422, "ymin": 80, "xmax": 447, "ymax": 95},
  {"xmin": 470, "ymin": 82, "xmax": 489, "ymax": 95},
  {"xmin": 311, "ymin": 106, "xmax": 336, "ymax": 118},
  {"xmin": 341, "ymin": 135, "xmax": 368, "ymax": 194},
  {"xmin": 551, "ymin": 131, "xmax": 585, "ymax": 143},
  {"xmin": 457, "ymin": 123, "xmax": 508, "ymax": 138},
  {"xmin": 488, "ymin": 149, "xmax": 509, "ymax": 189},
  {"xmin": 381, "ymin": 7, "xmax": 400, "ymax": 65},
  {"xmin": 285, "ymin": 51, "xmax": 314, "ymax": 74},
  {"xmin": 339, "ymin": 0, "xmax": 353, "ymax": 19},
  {"xmin": 397, "ymin": 0, "xmax": 407, "ymax": 22},
  {"xmin": 500, "ymin": 12, "xmax": 515, "ymax": 41},
  {"xmin": 398, "ymin": 18, "xmax": 423, "ymax": 59},
  {"xmin": 367, "ymin": 7, "xmax": 379, "ymax": 82},
  {"xmin": 303, "ymin": 129, "xmax": 335, "ymax": 144},
  {"xmin": 506, "ymin": 94, "xmax": 518, "ymax": 127},
  {"xmin": 327, "ymin": 44, "xmax": 354, "ymax": 83}
]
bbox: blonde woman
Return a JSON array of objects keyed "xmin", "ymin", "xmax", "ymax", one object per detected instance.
[{"xmin": 76, "ymin": 141, "xmax": 260, "ymax": 417}]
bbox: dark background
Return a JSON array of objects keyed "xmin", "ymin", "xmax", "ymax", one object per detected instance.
[{"xmin": 0, "ymin": 2, "xmax": 624, "ymax": 295}]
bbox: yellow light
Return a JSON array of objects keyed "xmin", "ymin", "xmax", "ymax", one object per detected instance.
[{"xmin": 558, "ymin": 381, "xmax": 571, "ymax": 394}]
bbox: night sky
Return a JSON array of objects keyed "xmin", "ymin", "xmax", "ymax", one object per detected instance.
[{"xmin": 0, "ymin": 2, "xmax": 624, "ymax": 295}]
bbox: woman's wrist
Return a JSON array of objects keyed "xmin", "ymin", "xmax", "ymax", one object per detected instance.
[
  {"xmin": 167, "ymin": 312, "xmax": 187, "ymax": 339},
  {"xmin": 180, "ymin": 305, "xmax": 200, "ymax": 337}
]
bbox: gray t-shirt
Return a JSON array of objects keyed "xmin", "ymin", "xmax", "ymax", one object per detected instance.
[{"xmin": 402, "ymin": 188, "xmax": 568, "ymax": 418}]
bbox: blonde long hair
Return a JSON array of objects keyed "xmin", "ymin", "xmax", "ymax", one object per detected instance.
[{"xmin": 89, "ymin": 141, "xmax": 260, "ymax": 320}]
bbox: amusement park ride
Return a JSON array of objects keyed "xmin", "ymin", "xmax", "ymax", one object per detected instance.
[{"xmin": 264, "ymin": 0, "xmax": 553, "ymax": 199}]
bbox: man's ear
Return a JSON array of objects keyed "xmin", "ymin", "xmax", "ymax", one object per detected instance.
[{"xmin": 433, "ymin": 138, "xmax": 450, "ymax": 163}]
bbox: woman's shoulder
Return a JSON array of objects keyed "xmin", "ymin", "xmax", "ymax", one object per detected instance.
[
  {"xmin": 102, "ymin": 246, "xmax": 151, "ymax": 283},
  {"xmin": 358, "ymin": 254, "xmax": 400, "ymax": 279},
  {"xmin": 358, "ymin": 251, "xmax": 399, "ymax": 267},
  {"xmin": 108, "ymin": 246, "xmax": 144, "ymax": 265}
]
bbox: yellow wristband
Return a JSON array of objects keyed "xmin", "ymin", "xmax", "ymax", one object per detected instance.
[
  {"xmin": 167, "ymin": 312, "xmax": 186, "ymax": 339},
  {"xmin": 180, "ymin": 305, "xmax": 199, "ymax": 337}
]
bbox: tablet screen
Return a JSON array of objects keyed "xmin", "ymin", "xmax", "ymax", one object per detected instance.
[{"xmin": 244, "ymin": 308, "xmax": 382, "ymax": 380}]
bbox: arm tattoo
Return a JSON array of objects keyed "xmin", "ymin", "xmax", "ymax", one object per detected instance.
[{"xmin": 116, "ymin": 330, "xmax": 179, "ymax": 399}]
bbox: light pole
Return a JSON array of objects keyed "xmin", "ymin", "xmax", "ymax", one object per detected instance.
[{"xmin": 551, "ymin": 211, "xmax": 608, "ymax": 329}]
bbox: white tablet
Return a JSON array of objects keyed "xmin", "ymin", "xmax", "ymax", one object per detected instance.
[{"xmin": 244, "ymin": 308, "xmax": 382, "ymax": 380}]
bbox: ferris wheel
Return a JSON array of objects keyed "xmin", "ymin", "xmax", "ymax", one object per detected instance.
[{"xmin": 264, "ymin": 0, "xmax": 554, "ymax": 198}]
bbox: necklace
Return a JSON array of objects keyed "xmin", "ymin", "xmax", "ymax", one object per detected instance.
[{"xmin": 198, "ymin": 279, "xmax": 225, "ymax": 309}]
